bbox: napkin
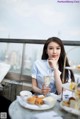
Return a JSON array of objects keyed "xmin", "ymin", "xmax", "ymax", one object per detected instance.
[{"xmin": 31, "ymin": 111, "xmax": 63, "ymax": 119}]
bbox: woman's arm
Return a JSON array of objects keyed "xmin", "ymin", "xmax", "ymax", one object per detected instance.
[
  {"xmin": 32, "ymin": 78, "xmax": 50, "ymax": 95},
  {"xmin": 54, "ymin": 68, "xmax": 62, "ymax": 94},
  {"xmin": 48, "ymin": 58, "xmax": 62, "ymax": 94},
  {"xmin": 32, "ymin": 78, "xmax": 42, "ymax": 94}
]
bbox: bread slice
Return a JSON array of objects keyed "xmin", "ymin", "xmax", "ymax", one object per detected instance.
[
  {"xmin": 69, "ymin": 97, "xmax": 76, "ymax": 108},
  {"xmin": 27, "ymin": 95, "xmax": 45, "ymax": 105},
  {"xmin": 27, "ymin": 96, "xmax": 37, "ymax": 104}
]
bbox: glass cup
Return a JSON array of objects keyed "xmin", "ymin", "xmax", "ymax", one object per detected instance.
[
  {"xmin": 43, "ymin": 76, "xmax": 51, "ymax": 96},
  {"xmin": 44, "ymin": 76, "xmax": 51, "ymax": 87}
]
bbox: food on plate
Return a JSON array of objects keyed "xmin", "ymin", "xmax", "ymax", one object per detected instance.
[
  {"xmin": 62, "ymin": 101, "xmax": 70, "ymax": 107},
  {"xmin": 62, "ymin": 97, "xmax": 76, "ymax": 107},
  {"xmin": 27, "ymin": 95, "xmax": 45, "ymax": 105},
  {"xmin": 62, "ymin": 96, "xmax": 80, "ymax": 110},
  {"xmin": 76, "ymin": 65, "xmax": 80, "ymax": 69},
  {"xmin": 38, "ymin": 95, "xmax": 45, "ymax": 99},
  {"xmin": 35, "ymin": 97, "xmax": 44, "ymax": 105},
  {"xmin": 43, "ymin": 96, "xmax": 56, "ymax": 105},
  {"xmin": 27, "ymin": 95, "xmax": 37, "ymax": 104},
  {"xmin": 69, "ymin": 82, "xmax": 77, "ymax": 90},
  {"xmin": 75, "ymin": 83, "xmax": 80, "ymax": 98},
  {"xmin": 69, "ymin": 97, "xmax": 76, "ymax": 101},
  {"xmin": 62, "ymin": 94, "xmax": 69, "ymax": 107},
  {"xmin": 69, "ymin": 97, "xmax": 80, "ymax": 110},
  {"xmin": 69, "ymin": 97, "xmax": 76, "ymax": 108},
  {"xmin": 27, "ymin": 95, "xmax": 56, "ymax": 106}
]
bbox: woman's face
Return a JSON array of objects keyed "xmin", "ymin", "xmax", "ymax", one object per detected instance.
[{"xmin": 46, "ymin": 41, "xmax": 61, "ymax": 60}]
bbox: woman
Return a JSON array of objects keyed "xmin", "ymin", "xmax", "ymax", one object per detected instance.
[{"xmin": 32, "ymin": 37, "xmax": 75, "ymax": 95}]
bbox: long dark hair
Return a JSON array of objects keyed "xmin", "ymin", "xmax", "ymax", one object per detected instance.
[{"xmin": 42, "ymin": 37, "xmax": 75, "ymax": 83}]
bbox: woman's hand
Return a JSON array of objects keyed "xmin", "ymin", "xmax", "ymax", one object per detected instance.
[
  {"xmin": 48, "ymin": 58, "xmax": 58, "ymax": 69},
  {"xmin": 41, "ymin": 84, "xmax": 51, "ymax": 96}
]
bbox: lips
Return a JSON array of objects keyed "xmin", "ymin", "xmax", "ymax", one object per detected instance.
[{"xmin": 52, "ymin": 55, "xmax": 57, "ymax": 58}]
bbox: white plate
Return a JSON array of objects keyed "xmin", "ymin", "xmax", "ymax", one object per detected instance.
[
  {"xmin": 17, "ymin": 96, "xmax": 56, "ymax": 110},
  {"xmin": 64, "ymin": 66, "xmax": 76, "ymax": 70},
  {"xmin": 20, "ymin": 90, "xmax": 32, "ymax": 97},
  {"xmin": 50, "ymin": 93, "xmax": 61, "ymax": 100},
  {"xmin": 65, "ymin": 66, "xmax": 80, "ymax": 70},
  {"xmin": 60, "ymin": 101, "xmax": 80, "ymax": 116}
]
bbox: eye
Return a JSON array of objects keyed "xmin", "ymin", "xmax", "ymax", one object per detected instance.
[
  {"xmin": 57, "ymin": 47, "xmax": 61, "ymax": 50},
  {"xmin": 49, "ymin": 47, "xmax": 53, "ymax": 49}
]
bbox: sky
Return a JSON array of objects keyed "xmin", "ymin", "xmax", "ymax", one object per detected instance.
[{"xmin": 0, "ymin": 0, "xmax": 80, "ymax": 40}]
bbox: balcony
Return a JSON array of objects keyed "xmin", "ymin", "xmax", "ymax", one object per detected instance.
[{"xmin": 0, "ymin": 38, "xmax": 80, "ymax": 101}]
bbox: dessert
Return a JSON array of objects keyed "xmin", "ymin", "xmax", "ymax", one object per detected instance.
[
  {"xmin": 62, "ymin": 101, "xmax": 70, "ymax": 107},
  {"xmin": 75, "ymin": 83, "xmax": 80, "ymax": 98},
  {"xmin": 69, "ymin": 82, "xmax": 77, "ymax": 90},
  {"xmin": 69, "ymin": 97, "xmax": 76, "ymax": 108},
  {"xmin": 62, "ymin": 96, "xmax": 80, "ymax": 110},
  {"xmin": 27, "ymin": 95, "xmax": 45, "ymax": 105},
  {"xmin": 27, "ymin": 95, "xmax": 37, "ymax": 104},
  {"xmin": 35, "ymin": 97, "xmax": 44, "ymax": 105},
  {"xmin": 76, "ymin": 65, "xmax": 80, "ymax": 69}
]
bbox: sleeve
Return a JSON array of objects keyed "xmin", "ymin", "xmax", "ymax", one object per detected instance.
[{"xmin": 31, "ymin": 61, "xmax": 38, "ymax": 79}]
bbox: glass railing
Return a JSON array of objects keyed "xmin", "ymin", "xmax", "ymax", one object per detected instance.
[{"xmin": 0, "ymin": 38, "xmax": 80, "ymax": 82}]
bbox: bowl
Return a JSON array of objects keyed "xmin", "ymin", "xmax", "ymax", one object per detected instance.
[{"xmin": 20, "ymin": 90, "xmax": 32, "ymax": 97}]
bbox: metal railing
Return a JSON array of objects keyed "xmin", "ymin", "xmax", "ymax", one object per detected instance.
[{"xmin": 0, "ymin": 38, "xmax": 80, "ymax": 45}]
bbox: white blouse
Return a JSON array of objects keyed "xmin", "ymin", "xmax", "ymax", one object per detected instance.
[{"xmin": 32, "ymin": 59, "xmax": 61, "ymax": 93}]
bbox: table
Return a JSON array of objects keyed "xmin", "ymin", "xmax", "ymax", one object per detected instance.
[{"xmin": 8, "ymin": 99, "xmax": 79, "ymax": 119}]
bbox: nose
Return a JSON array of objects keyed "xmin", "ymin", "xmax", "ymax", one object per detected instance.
[{"xmin": 53, "ymin": 49, "xmax": 56, "ymax": 53}]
